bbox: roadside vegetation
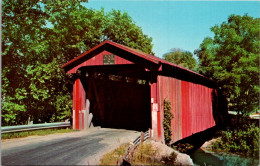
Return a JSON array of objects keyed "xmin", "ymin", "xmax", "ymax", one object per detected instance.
[
  {"xmin": 212, "ymin": 123, "xmax": 259, "ymax": 157},
  {"xmin": 1, "ymin": 128, "xmax": 77, "ymax": 140},
  {"xmin": 195, "ymin": 14, "xmax": 259, "ymax": 118},
  {"xmin": 2, "ymin": 1, "xmax": 154, "ymax": 126},
  {"xmin": 100, "ymin": 143, "xmax": 129, "ymax": 165},
  {"xmin": 163, "ymin": 48, "xmax": 198, "ymax": 71},
  {"xmin": 163, "ymin": 99, "xmax": 174, "ymax": 145},
  {"xmin": 131, "ymin": 143, "xmax": 161, "ymax": 165},
  {"xmin": 100, "ymin": 141, "xmax": 178, "ymax": 165}
]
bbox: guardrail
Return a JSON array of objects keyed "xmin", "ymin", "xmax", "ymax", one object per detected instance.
[
  {"xmin": 1, "ymin": 122, "xmax": 71, "ymax": 134},
  {"xmin": 121, "ymin": 129, "xmax": 151, "ymax": 165}
]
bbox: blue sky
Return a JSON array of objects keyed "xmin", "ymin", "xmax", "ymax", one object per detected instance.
[{"xmin": 85, "ymin": 1, "xmax": 259, "ymax": 58}]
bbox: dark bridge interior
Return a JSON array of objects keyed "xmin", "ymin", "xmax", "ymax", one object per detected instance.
[{"xmin": 79, "ymin": 65, "xmax": 151, "ymax": 131}]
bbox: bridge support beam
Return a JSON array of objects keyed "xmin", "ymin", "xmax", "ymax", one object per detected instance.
[{"xmin": 73, "ymin": 79, "xmax": 86, "ymax": 130}]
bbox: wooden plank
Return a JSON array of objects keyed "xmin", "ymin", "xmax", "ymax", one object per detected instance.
[{"xmin": 88, "ymin": 113, "xmax": 93, "ymax": 128}]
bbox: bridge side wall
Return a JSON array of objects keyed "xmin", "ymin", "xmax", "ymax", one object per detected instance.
[
  {"xmin": 181, "ymin": 80, "xmax": 215, "ymax": 139},
  {"xmin": 158, "ymin": 76, "xmax": 215, "ymax": 142}
]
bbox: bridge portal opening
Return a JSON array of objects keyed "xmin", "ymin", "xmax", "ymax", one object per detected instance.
[{"xmin": 79, "ymin": 65, "xmax": 151, "ymax": 131}]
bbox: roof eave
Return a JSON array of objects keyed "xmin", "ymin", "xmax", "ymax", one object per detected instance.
[{"xmin": 61, "ymin": 40, "xmax": 161, "ymax": 73}]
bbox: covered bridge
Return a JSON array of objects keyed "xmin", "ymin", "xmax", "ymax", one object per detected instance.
[{"xmin": 62, "ymin": 40, "xmax": 220, "ymax": 142}]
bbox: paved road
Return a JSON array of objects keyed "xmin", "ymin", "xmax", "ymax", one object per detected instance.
[{"xmin": 2, "ymin": 128, "xmax": 140, "ymax": 165}]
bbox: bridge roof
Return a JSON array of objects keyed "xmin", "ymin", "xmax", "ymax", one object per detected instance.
[{"xmin": 62, "ymin": 40, "xmax": 216, "ymax": 87}]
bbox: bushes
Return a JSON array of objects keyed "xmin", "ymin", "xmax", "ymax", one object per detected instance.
[
  {"xmin": 163, "ymin": 99, "xmax": 174, "ymax": 145},
  {"xmin": 175, "ymin": 143, "xmax": 194, "ymax": 153},
  {"xmin": 212, "ymin": 123, "xmax": 259, "ymax": 157}
]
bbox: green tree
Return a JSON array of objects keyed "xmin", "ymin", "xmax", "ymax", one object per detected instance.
[
  {"xmin": 23, "ymin": 59, "xmax": 72, "ymax": 123},
  {"xmin": 163, "ymin": 48, "xmax": 198, "ymax": 71},
  {"xmin": 195, "ymin": 14, "xmax": 259, "ymax": 116},
  {"xmin": 45, "ymin": 7, "xmax": 154, "ymax": 64},
  {"xmin": 2, "ymin": 0, "xmax": 154, "ymax": 125},
  {"xmin": 2, "ymin": 0, "xmax": 50, "ymax": 125},
  {"xmin": 1, "ymin": 67, "xmax": 27, "ymax": 125},
  {"xmin": 104, "ymin": 10, "xmax": 154, "ymax": 55},
  {"xmin": 43, "ymin": 1, "xmax": 106, "ymax": 64}
]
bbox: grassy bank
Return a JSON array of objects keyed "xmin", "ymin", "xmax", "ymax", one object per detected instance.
[
  {"xmin": 100, "ymin": 143, "xmax": 129, "ymax": 165},
  {"xmin": 100, "ymin": 141, "xmax": 178, "ymax": 165},
  {"xmin": 2, "ymin": 128, "xmax": 77, "ymax": 140},
  {"xmin": 100, "ymin": 142, "xmax": 162, "ymax": 165}
]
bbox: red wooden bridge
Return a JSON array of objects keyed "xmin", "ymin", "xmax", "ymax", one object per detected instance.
[{"xmin": 62, "ymin": 40, "xmax": 222, "ymax": 142}]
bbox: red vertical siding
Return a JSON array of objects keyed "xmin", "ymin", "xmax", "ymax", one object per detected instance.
[
  {"xmin": 68, "ymin": 51, "xmax": 133, "ymax": 73},
  {"xmin": 157, "ymin": 76, "xmax": 163, "ymax": 140},
  {"xmin": 181, "ymin": 81, "xmax": 191, "ymax": 138},
  {"xmin": 181, "ymin": 81, "xmax": 215, "ymax": 139},
  {"xmin": 73, "ymin": 79, "xmax": 86, "ymax": 129},
  {"xmin": 159, "ymin": 76, "xmax": 215, "ymax": 142},
  {"xmin": 159, "ymin": 76, "xmax": 182, "ymax": 142}
]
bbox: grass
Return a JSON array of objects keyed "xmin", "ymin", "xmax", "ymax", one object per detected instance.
[
  {"xmin": 100, "ymin": 143, "xmax": 129, "ymax": 165},
  {"xmin": 131, "ymin": 142, "xmax": 161, "ymax": 165},
  {"xmin": 100, "ymin": 141, "xmax": 175, "ymax": 165},
  {"xmin": 2, "ymin": 128, "xmax": 78, "ymax": 140}
]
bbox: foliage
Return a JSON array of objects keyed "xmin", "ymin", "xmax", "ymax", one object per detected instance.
[
  {"xmin": 175, "ymin": 143, "xmax": 194, "ymax": 153},
  {"xmin": 2, "ymin": 0, "xmax": 153, "ymax": 125},
  {"xmin": 2, "ymin": 67, "xmax": 26, "ymax": 125},
  {"xmin": 2, "ymin": 128, "xmax": 77, "ymax": 140},
  {"xmin": 43, "ymin": 4, "xmax": 154, "ymax": 64},
  {"xmin": 104, "ymin": 10, "xmax": 154, "ymax": 55},
  {"xmin": 163, "ymin": 48, "xmax": 198, "ymax": 71},
  {"xmin": 24, "ymin": 59, "xmax": 72, "ymax": 123},
  {"xmin": 2, "ymin": 0, "xmax": 51, "ymax": 125},
  {"xmin": 163, "ymin": 99, "xmax": 174, "ymax": 145},
  {"xmin": 195, "ymin": 14, "xmax": 260, "ymax": 115},
  {"xmin": 43, "ymin": 1, "xmax": 107, "ymax": 64},
  {"xmin": 160, "ymin": 152, "xmax": 178, "ymax": 166},
  {"xmin": 212, "ymin": 124, "xmax": 259, "ymax": 157},
  {"xmin": 2, "ymin": 59, "xmax": 72, "ymax": 125}
]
